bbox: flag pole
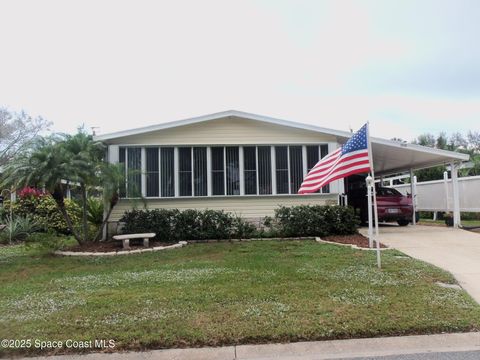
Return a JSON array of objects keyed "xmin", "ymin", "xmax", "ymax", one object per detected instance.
[
  {"xmin": 366, "ymin": 175, "xmax": 374, "ymax": 249},
  {"xmin": 366, "ymin": 122, "xmax": 381, "ymax": 269}
]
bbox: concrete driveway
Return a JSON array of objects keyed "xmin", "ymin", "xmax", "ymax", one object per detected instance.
[{"xmin": 361, "ymin": 225, "xmax": 480, "ymax": 303}]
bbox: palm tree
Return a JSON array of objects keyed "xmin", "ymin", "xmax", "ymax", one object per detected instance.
[
  {"xmin": 1, "ymin": 130, "xmax": 124, "ymax": 245},
  {"xmin": 92, "ymin": 162, "xmax": 125, "ymax": 242},
  {"xmin": 1, "ymin": 135, "xmax": 84, "ymax": 243}
]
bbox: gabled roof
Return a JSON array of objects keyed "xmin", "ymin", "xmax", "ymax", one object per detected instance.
[
  {"xmin": 94, "ymin": 110, "xmax": 351, "ymax": 141},
  {"xmin": 94, "ymin": 109, "xmax": 469, "ymax": 176}
]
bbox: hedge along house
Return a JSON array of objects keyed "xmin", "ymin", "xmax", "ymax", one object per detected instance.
[{"xmin": 95, "ymin": 110, "xmax": 469, "ymax": 236}]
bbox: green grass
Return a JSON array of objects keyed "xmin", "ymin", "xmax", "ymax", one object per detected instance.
[{"xmin": 1, "ymin": 239, "xmax": 480, "ymax": 356}]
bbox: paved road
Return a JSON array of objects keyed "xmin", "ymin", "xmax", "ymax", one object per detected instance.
[
  {"xmin": 359, "ymin": 224, "xmax": 480, "ymax": 303},
  {"xmin": 340, "ymin": 351, "xmax": 480, "ymax": 360}
]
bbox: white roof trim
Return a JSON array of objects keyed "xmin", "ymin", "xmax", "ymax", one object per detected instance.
[
  {"xmin": 366, "ymin": 137, "xmax": 469, "ymax": 162},
  {"xmin": 94, "ymin": 109, "xmax": 469, "ymax": 162},
  {"xmin": 94, "ymin": 110, "xmax": 351, "ymax": 141}
]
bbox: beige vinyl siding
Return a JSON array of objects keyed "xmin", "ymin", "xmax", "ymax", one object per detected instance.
[
  {"xmin": 110, "ymin": 194, "xmax": 338, "ymax": 221},
  {"xmin": 106, "ymin": 117, "xmax": 337, "ymax": 145}
]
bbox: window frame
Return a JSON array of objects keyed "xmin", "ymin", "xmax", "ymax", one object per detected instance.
[{"xmin": 116, "ymin": 143, "xmax": 334, "ymax": 199}]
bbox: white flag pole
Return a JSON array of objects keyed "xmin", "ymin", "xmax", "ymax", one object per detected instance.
[
  {"xmin": 366, "ymin": 175, "xmax": 373, "ymax": 249},
  {"xmin": 366, "ymin": 122, "xmax": 381, "ymax": 269},
  {"xmin": 366, "ymin": 123, "xmax": 380, "ymax": 237}
]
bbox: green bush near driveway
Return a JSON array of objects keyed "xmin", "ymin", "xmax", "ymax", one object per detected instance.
[{"xmin": 271, "ymin": 205, "xmax": 359, "ymax": 237}]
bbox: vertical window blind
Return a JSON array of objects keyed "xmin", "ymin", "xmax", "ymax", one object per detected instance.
[
  {"xmin": 211, "ymin": 147, "xmax": 225, "ymax": 195},
  {"xmin": 244, "ymin": 146, "xmax": 257, "ymax": 195},
  {"xmin": 275, "ymin": 146, "xmax": 289, "ymax": 194},
  {"xmin": 226, "ymin": 147, "xmax": 240, "ymax": 195},
  {"xmin": 118, "ymin": 144, "xmax": 331, "ymax": 198},
  {"xmin": 193, "ymin": 147, "xmax": 207, "ymax": 196},
  {"xmin": 160, "ymin": 148, "xmax": 175, "ymax": 197},
  {"xmin": 179, "ymin": 147, "xmax": 192, "ymax": 197},
  {"xmin": 146, "ymin": 148, "xmax": 159, "ymax": 197}
]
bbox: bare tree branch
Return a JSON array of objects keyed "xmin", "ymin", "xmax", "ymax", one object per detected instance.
[{"xmin": 0, "ymin": 107, "xmax": 52, "ymax": 166}]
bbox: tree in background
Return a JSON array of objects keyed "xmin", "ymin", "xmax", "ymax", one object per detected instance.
[
  {"xmin": 0, "ymin": 108, "xmax": 51, "ymax": 167},
  {"xmin": 413, "ymin": 131, "xmax": 480, "ymax": 181},
  {"xmin": 1, "ymin": 130, "xmax": 123, "ymax": 245}
]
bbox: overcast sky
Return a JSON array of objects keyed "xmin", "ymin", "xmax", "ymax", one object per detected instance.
[{"xmin": 1, "ymin": 0, "xmax": 479, "ymax": 140}]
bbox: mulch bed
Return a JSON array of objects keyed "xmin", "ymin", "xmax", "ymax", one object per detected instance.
[
  {"xmin": 323, "ymin": 233, "xmax": 387, "ymax": 248},
  {"xmin": 67, "ymin": 240, "xmax": 177, "ymax": 253}
]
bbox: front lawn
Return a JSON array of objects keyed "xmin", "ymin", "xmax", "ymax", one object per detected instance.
[{"xmin": 1, "ymin": 239, "xmax": 480, "ymax": 356}]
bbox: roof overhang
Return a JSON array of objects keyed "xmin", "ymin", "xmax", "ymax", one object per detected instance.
[
  {"xmin": 338, "ymin": 135, "xmax": 469, "ymax": 176},
  {"xmin": 94, "ymin": 110, "xmax": 469, "ymax": 175}
]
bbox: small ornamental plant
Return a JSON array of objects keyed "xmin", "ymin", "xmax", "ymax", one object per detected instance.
[{"xmin": 18, "ymin": 187, "xmax": 45, "ymax": 199}]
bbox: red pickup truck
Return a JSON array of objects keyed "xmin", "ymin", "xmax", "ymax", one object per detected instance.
[{"xmin": 349, "ymin": 186, "xmax": 414, "ymax": 226}]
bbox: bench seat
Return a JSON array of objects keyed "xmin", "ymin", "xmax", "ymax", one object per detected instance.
[{"xmin": 113, "ymin": 233, "xmax": 156, "ymax": 249}]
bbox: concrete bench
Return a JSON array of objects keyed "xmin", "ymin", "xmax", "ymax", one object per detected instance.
[{"xmin": 113, "ymin": 233, "xmax": 156, "ymax": 249}]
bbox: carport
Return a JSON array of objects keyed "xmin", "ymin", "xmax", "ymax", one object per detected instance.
[{"xmin": 335, "ymin": 135, "xmax": 470, "ymax": 228}]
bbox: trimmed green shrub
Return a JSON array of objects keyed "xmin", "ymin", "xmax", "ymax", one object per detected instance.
[
  {"xmin": 119, "ymin": 209, "xmax": 256, "ymax": 242},
  {"xmin": 120, "ymin": 205, "xmax": 357, "ymax": 242},
  {"xmin": 270, "ymin": 205, "xmax": 359, "ymax": 237}
]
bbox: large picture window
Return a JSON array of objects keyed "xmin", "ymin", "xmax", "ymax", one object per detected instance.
[{"xmin": 117, "ymin": 143, "xmax": 331, "ymax": 198}]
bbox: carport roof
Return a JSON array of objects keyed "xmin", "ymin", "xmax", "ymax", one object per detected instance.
[
  {"xmin": 95, "ymin": 110, "xmax": 469, "ymax": 176},
  {"xmin": 340, "ymin": 135, "xmax": 469, "ymax": 176}
]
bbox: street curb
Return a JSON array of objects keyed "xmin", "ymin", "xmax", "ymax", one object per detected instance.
[{"xmin": 18, "ymin": 332, "xmax": 480, "ymax": 360}]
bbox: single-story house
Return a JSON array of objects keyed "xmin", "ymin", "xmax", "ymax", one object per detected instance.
[{"xmin": 94, "ymin": 110, "xmax": 469, "ymax": 234}]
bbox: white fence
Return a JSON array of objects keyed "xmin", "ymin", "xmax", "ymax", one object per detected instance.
[{"xmin": 392, "ymin": 175, "xmax": 480, "ymax": 212}]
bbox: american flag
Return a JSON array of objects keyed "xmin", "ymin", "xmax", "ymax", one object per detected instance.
[{"xmin": 298, "ymin": 124, "xmax": 372, "ymax": 194}]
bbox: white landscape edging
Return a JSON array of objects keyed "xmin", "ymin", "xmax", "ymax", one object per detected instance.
[
  {"xmin": 315, "ymin": 237, "xmax": 389, "ymax": 251},
  {"xmin": 54, "ymin": 241, "xmax": 188, "ymax": 257}
]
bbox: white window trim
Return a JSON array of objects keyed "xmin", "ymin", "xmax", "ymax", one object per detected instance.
[
  {"xmin": 174, "ymin": 147, "xmax": 179, "ymax": 197},
  {"xmin": 117, "ymin": 143, "xmax": 336, "ymax": 199},
  {"xmin": 239, "ymin": 146, "xmax": 245, "ymax": 196},
  {"xmin": 271, "ymin": 146, "xmax": 277, "ymax": 195},
  {"xmin": 141, "ymin": 147, "xmax": 146, "ymax": 197},
  {"xmin": 207, "ymin": 146, "xmax": 212, "ymax": 196}
]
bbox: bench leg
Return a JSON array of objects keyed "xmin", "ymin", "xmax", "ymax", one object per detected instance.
[
  {"xmin": 123, "ymin": 239, "xmax": 130, "ymax": 249},
  {"xmin": 143, "ymin": 238, "xmax": 149, "ymax": 247}
]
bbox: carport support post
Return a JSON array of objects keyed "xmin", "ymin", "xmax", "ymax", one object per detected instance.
[
  {"xmin": 451, "ymin": 162, "xmax": 461, "ymax": 228},
  {"xmin": 410, "ymin": 169, "xmax": 416, "ymax": 226}
]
